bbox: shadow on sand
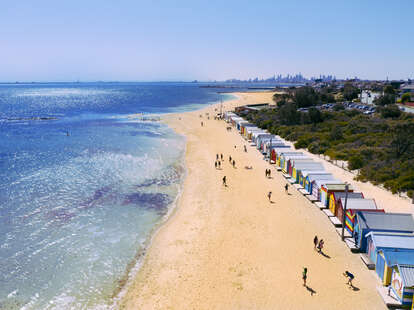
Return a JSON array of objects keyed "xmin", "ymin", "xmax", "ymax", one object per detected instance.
[{"xmin": 305, "ymin": 285, "xmax": 317, "ymax": 296}]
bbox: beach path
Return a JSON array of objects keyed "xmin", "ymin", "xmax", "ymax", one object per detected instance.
[{"xmin": 120, "ymin": 92, "xmax": 386, "ymax": 310}]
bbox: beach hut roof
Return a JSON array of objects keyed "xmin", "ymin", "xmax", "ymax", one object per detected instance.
[
  {"xmin": 366, "ymin": 232, "xmax": 414, "ymax": 250},
  {"xmin": 322, "ymin": 183, "xmax": 353, "ymax": 191},
  {"xmin": 284, "ymin": 155, "xmax": 308, "ymax": 161},
  {"xmin": 380, "ymin": 250, "xmax": 414, "ymax": 267},
  {"xmin": 314, "ymin": 179, "xmax": 342, "ymax": 188},
  {"xmin": 293, "ymin": 163, "xmax": 324, "ymax": 170},
  {"xmin": 301, "ymin": 170, "xmax": 328, "ymax": 177},
  {"xmin": 399, "ymin": 265, "xmax": 414, "ymax": 287},
  {"xmin": 308, "ymin": 173, "xmax": 335, "ymax": 182},
  {"xmin": 340, "ymin": 198, "xmax": 377, "ymax": 210},
  {"xmin": 333, "ymin": 192, "xmax": 363, "ymax": 201},
  {"xmin": 357, "ymin": 212, "xmax": 414, "ymax": 231}
]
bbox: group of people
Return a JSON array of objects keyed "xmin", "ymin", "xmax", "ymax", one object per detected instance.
[
  {"xmin": 265, "ymin": 169, "xmax": 271, "ymax": 178},
  {"xmin": 215, "ymin": 153, "xmax": 224, "ymax": 169},
  {"xmin": 313, "ymin": 235, "xmax": 324, "ymax": 253}
]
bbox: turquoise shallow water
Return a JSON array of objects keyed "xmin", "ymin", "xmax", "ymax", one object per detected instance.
[{"xmin": 0, "ymin": 82, "xmax": 237, "ymax": 309}]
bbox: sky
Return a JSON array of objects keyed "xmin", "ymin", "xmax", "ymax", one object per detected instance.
[{"xmin": 0, "ymin": 0, "xmax": 413, "ymax": 82}]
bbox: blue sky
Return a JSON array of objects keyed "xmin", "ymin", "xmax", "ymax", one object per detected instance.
[{"xmin": 0, "ymin": 0, "xmax": 413, "ymax": 81}]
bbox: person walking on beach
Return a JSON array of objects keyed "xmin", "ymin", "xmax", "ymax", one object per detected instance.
[
  {"xmin": 343, "ymin": 271, "xmax": 354, "ymax": 287},
  {"xmin": 265, "ymin": 169, "xmax": 268, "ymax": 178},
  {"xmin": 222, "ymin": 176, "xmax": 227, "ymax": 186},
  {"xmin": 229, "ymin": 155, "xmax": 232, "ymax": 163},
  {"xmin": 302, "ymin": 267, "xmax": 308, "ymax": 287},
  {"xmin": 220, "ymin": 153, "xmax": 223, "ymax": 160},
  {"xmin": 313, "ymin": 236, "xmax": 318, "ymax": 250},
  {"xmin": 267, "ymin": 191, "xmax": 272, "ymax": 201},
  {"xmin": 285, "ymin": 183, "xmax": 289, "ymax": 194},
  {"xmin": 317, "ymin": 239, "xmax": 324, "ymax": 253},
  {"xmin": 216, "ymin": 154, "xmax": 219, "ymax": 160},
  {"xmin": 201, "ymin": 121, "xmax": 203, "ymax": 127},
  {"xmin": 268, "ymin": 169, "xmax": 271, "ymax": 178},
  {"xmin": 215, "ymin": 161, "xmax": 217, "ymax": 169},
  {"xmin": 244, "ymin": 145, "xmax": 247, "ymax": 152},
  {"xmin": 232, "ymin": 160, "xmax": 235, "ymax": 168},
  {"xmin": 218, "ymin": 161, "xmax": 221, "ymax": 169}
]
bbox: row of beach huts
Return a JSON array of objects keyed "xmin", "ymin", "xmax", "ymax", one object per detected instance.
[{"xmin": 224, "ymin": 111, "xmax": 414, "ymax": 309}]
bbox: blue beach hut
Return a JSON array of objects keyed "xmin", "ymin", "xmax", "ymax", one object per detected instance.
[{"xmin": 354, "ymin": 212, "xmax": 414, "ymax": 252}]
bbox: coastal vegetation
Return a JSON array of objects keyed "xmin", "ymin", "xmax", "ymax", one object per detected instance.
[{"xmin": 244, "ymin": 87, "xmax": 414, "ymax": 196}]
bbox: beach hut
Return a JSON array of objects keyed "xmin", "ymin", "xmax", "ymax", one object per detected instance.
[
  {"xmin": 282, "ymin": 154, "xmax": 309, "ymax": 174},
  {"xmin": 320, "ymin": 183, "xmax": 354, "ymax": 208},
  {"xmin": 288, "ymin": 158, "xmax": 314, "ymax": 175},
  {"xmin": 375, "ymin": 250, "xmax": 414, "ymax": 286},
  {"xmin": 389, "ymin": 263, "xmax": 414, "ymax": 308},
  {"xmin": 304, "ymin": 173, "xmax": 336, "ymax": 196},
  {"xmin": 235, "ymin": 119, "xmax": 248, "ymax": 131},
  {"xmin": 329, "ymin": 192, "xmax": 364, "ymax": 218},
  {"xmin": 354, "ymin": 212, "xmax": 414, "ymax": 252},
  {"xmin": 240, "ymin": 123, "xmax": 256, "ymax": 137},
  {"xmin": 256, "ymin": 136, "xmax": 279, "ymax": 152},
  {"xmin": 299, "ymin": 170, "xmax": 326, "ymax": 187},
  {"xmin": 336, "ymin": 198, "xmax": 383, "ymax": 234},
  {"xmin": 251, "ymin": 132, "xmax": 270, "ymax": 146},
  {"xmin": 269, "ymin": 145, "xmax": 290, "ymax": 162},
  {"xmin": 291, "ymin": 162, "xmax": 324, "ymax": 182},
  {"xmin": 366, "ymin": 233, "xmax": 414, "ymax": 269},
  {"xmin": 272, "ymin": 150, "xmax": 296, "ymax": 167},
  {"xmin": 245, "ymin": 127, "xmax": 261, "ymax": 140},
  {"xmin": 264, "ymin": 140, "xmax": 285, "ymax": 156},
  {"xmin": 230, "ymin": 116, "xmax": 243, "ymax": 127},
  {"xmin": 312, "ymin": 179, "xmax": 342, "ymax": 201}
]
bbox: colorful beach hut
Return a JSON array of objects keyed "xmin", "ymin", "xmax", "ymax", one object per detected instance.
[
  {"xmin": 354, "ymin": 212, "xmax": 414, "ymax": 252},
  {"xmin": 282, "ymin": 154, "xmax": 308, "ymax": 174},
  {"xmin": 389, "ymin": 263, "xmax": 414, "ymax": 308},
  {"xmin": 366, "ymin": 233, "xmax": 414, "ymax": 269},
  {"xmin": 291, "ymin": 162, "xmax": 324, "ymax": 183},
  {"xmin": 336, "ymin": 198, "xmax": 383, "ymax": 234},
  {"xmin": 299, "ymin": 170, "xmax": 326, "ymax": 187},
  {"xmin": 251, "ymin": 132, "xmax": 270, "ymax": 146},
  {"xmin": 269, "ymin": 146, "xmax": 291, "ymax": 162},
  {"xmin": 320, "ymin": 183, "xmax": 353, "ymax": 208},
  {"xmin": 328, "ymin": 191, "xmax": 364, "ymax": 219},
  {"xmin": 304, "ymin": 173, "xmax": 336, "ymax": 196}
]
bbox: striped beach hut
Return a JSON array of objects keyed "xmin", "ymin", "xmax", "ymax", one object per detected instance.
[
  {"xmin": 245, "ymin": 127, "xmax": 261, "ymax": 140},
  {"xmin": 329, "ymin": 192, "xmax": 364, "ymax": 219},
  {"xmin": 240, "ymin": 123, "xmax": 256, "ymax": 137},
  {"xmin": 264, "ymin": 141, "xmax": 285, "ymax": 157},
  {"xmin": 235, "ymin": 119, "xmax": 248, "ymax": 131},
  {"xmin": 299, "ymin": 170, "xmax": 326, "ymax": 187},
  {"xmin": 257, "ymin": 136, "xmax": 278, "ymax": 152},
  {"xmin": 336, "ymin": 198, "xmax": 383, "ymax": 234},
  {"xmin": 354, "ymin": 212, "xmax": 414, "ymax": 252},
  {"xmin": 320, "ymin": 183, "xmax": 353, "ymax": 208}
]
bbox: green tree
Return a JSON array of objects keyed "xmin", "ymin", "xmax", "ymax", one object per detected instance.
[
  {"xmin": 294, "ymin": 87, "xmax": 319, "ymax": 108},
  {"xmin": 308, "ymin": 107, "xmax": 323, "ymax": 124},
  {"xmin": 384, "ymin": 85, "xmax": 395, "ymax": 95},
  {"xmin": 375, "ymin": 94, "xmax": 396, "ymax": 106},
  {"xmin": 343, "ymin": 82, "xmax": 359, "ymax": 101},
  {"xmin": 390, "ymin": 123, "xmax": 414, "ymax": 158},
  {"xmin": 379, "ymin": 104, "xmax": 401, "ymax": 118},
  {"xmin": 278, "ymin": 103, "xmax": 300, "ymax": 125},
  {"xmin": 401, "ymin": 93, "xmax": 411, "ymax": 103}
]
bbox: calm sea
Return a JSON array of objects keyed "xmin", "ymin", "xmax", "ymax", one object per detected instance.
[{"xmin": 0, "ymin": 82, "xmax": 240, "ymax": 309}]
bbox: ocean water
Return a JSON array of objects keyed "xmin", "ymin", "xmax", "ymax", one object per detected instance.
[{"xmin": 0, "ymin": 83, "xmax": 233, "ymax": 309}]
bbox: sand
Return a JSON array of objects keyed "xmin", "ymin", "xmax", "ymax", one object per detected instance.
[{"xmin": 120, "ymin": 92, "xmax": 387, "ymax": 310}]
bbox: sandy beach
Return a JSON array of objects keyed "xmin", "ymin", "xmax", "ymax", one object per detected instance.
[{"xmin": 120, "ymin": 92, "xmax": 389, "ymax": 310}]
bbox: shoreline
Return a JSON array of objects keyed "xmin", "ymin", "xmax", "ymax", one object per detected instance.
[{"xmin": 119, "ymin": 92, "xmax": 387, "ymax": 309}]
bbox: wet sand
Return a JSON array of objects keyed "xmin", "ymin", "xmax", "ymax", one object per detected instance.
[{"xmin": 120, "ymin": 92, "xmax": 386, "ymax": 309}]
